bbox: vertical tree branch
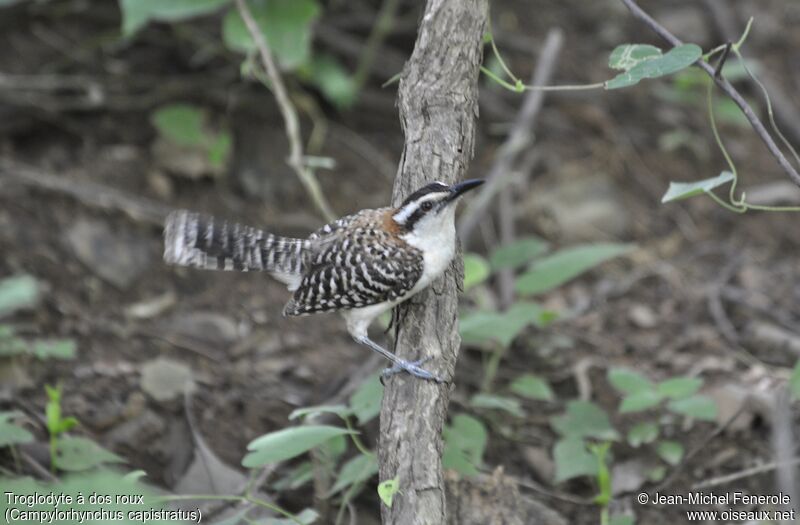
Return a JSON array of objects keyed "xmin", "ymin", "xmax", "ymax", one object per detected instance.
[{"xmin": 379, "ymin": 1, "xmax": 487, "ymax": 523}]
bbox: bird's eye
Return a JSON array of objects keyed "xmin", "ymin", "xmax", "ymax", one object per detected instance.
[{"xmin": 421, "ymin": 201, "xmax": 433, "ymax": 212}]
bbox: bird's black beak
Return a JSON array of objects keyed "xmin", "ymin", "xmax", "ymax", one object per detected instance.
[{"xmin": 447, "ymin": 179, "xmax": 485, "ymax": 202}]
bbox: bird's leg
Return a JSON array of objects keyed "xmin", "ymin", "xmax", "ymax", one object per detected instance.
[{"xmin": 354, "ymin": 336, "xmax": 444, "ymax": 383}]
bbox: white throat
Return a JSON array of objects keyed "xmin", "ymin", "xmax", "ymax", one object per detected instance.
[{"xmin": 401, "ymin": 206, "xmax": 457, "ymax": 293}]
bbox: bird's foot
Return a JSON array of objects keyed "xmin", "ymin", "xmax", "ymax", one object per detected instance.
[{"xmin": 381, "ymin": 356, "xmax": 444, "ymax": 383}]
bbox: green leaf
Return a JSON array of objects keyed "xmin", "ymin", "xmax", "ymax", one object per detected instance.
[
  {"xmin": 208, "ymin": 132, "xmax": 232, "ymax": 169},
  {"xmin": 31, "ymin": 339, "xmax": 76, "ymax": 360},
  {"xmin": 442, "ymin": 446, "xmax": 480, "ymax": 476},
  {"xmin": 607, "ymin": 368, "xmax": 654, "ymax": 395},
  {"xmin": 589, "ymin": 442, "xmax": 612, "ymax": 505},
  {"xmin": 515, "ymin": 244, "xmax": 633, "ymax": 296},
  {"xmin": 657, "ymin": 376, "xmax": 703, "ymax": 400},
  {"xmin": 55, "ymin": 436, "xmax": 125, "ymax": 472},
  {"xmin": 647, "ymin": 465, "xmax": 667, "ymax": 482},
  {"xmin": 222, "ymin": 0, "xmax": 320, "ymax": 70},
  {"xmin": 122, "ymin": 470, "xmax": 147, "ymax": 482},
  {"xmin": 0, "ymin": 275, "xmax": 40, "ymax": 317},
  {"xmin": 619, "ymin": 390, "xmax": 663, "ymax": 413},
  {"xmin": 307, "ymin": 54, "xmax": 356, "ymax": 109},
  {"xmin": 0, "ymin": 328, "xmax": 27, "ymax": 357},
  {"xmin": 349, "ymin": 374, "xmax": 383, "ymax": 425},
  {"xmin": 470, "ymin": 394, "xmax": 525, "ymax": 417},
  {"xmin": 460, "ymin": 301, "xmax": 555, "ymax": 347},
  {"xmin": 151, "ymin": 104, "xmax": 206, "ymax": 146},
  {"xmin": 288, "ymin": 404, "xmax": 351, "ymax": 421},
  {"xmin": 377, "ymin": 478, "xmax": 399, "ymax": 508},
  {"xmin": 667, "ymin": 395, "xmax": 717, "ymax": 421},
  {"xmin": 271, "ymin": 461, "xmax": 314, "ymax": 491},
  {"xmin": 489, "ymin": 237, "xmax": 549, "ymax": 271},
  {"xmin": 553, "ymin": 437, "xmax": 598, "ymax": 482},
  {"xmin": 0, "ymin": 470, "xmax": 158, "ymax": 520},
  {"xmin": 550, "ymin": 400, "xmax": 619, "ymax": 441},
  {"xmin": 627, "ymin": 421, "xmax": 659, "ymax": 448},
  {"xmin": 790, "ymin": 361, "xmax": 800, "ymax": 401},
  {"xmin": 442, "ymin": 414, "xmax": 487, "ymax": 476},
  {"xmin": 119, "ymin": 0, "xmax": 229, "ymax": 36},
  {"xmin": 509, "ymin": 374, "xmax": 554, "ymax": 401},
  {"xmin": 608, "ymin": 44, "xmax": 662, "ymax": 70},
  {"xmin": 328, "ymin": 454, "xmax": 378, "ymax": 496},
  {"xmin": 0, "ymin": 412, "xmax": 34, "ymax": 448},
  {"xmin": 657, "ymin": 440, "xmax": 684, "ymax": 466},
  {"xmin": 714, "ymin": 98, "xmax": 749, "ymax": 127},
  {"xmin": 606, "ymin": 44, "xmax": 702, "ymax": 90},
  {"xmin": 55, "ymin": 417, "xmax": 79, "ymax": 435},
  {"xmin": 243, "ymin": 425, "xmax": 355, "ymax": 468},
  {"xmin": 463, "ymin": 254, "xmax": 491, "ymax": 291},
  {"xmin": 661, "ymin": 171, "xmax": 735, "ymax": 203}
]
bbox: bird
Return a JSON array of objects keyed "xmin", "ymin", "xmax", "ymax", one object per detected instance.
[{"xmin": 163, "ymin": 179, "xmax": 484, "ymax": 382}]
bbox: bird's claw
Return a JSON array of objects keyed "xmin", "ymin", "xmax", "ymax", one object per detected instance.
[{"xmin": 381, "ymin": 356, "xmax": 444, "ymax": 384}]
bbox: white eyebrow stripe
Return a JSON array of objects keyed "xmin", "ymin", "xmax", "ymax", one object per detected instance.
[
  {"xmin": 393, "ymin": 202, "xmax": 418, "ymax": 224},
  {"xmin": 393, "ymin": 192, "xmax": 447, "ymax": 223}
]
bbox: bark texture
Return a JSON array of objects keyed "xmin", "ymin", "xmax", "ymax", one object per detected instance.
[{"xmin": 379, "ymin": 1, "xmax": 487, "ymax": 523}]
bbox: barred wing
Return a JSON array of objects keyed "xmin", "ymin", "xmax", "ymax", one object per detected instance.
[{"xmin": 283, "ymin": 235, "xmax": 423, "ymax": 316}]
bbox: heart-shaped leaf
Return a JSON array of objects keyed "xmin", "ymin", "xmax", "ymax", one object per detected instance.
[
  {"xmin": 119, "ymin": 0, "xmax": 229, "ymax": 36},
  {"xmin": 657, "ymin": 376, "xmax": 703, "ymax": 400},
  {"xmin": 553, "ymin": 437, "xmax": 598, "ymax": 482},
  {"xmin": 551, "ymin": 400, "xmax": 619, "ymax": 440},
  {"xmin": 463, "ymin": 254, "xmax": 491, "ymax": 291},
  {"xmin": 55, "ymin": 436, "xmax": 125, "ymax": 472},
  {"xmin": 489, "ymin": 237, "xmax": 549, "ymax": 271},
  {"xmin": 222, "ymin": 0, "xmax": 320, "ymax": 70},
  {"xmin": 509, "ymin": 374, "xmax": 554, "ymax": 401},
  {"xmin": 606, "ymin": 44, "xmax": 702, "ymax": 90},
  {"xmin": 667, "ymin": 395, "xmax": 717, "ymax": 421},
  {"xmin": 243, "ymin": 425, "xmax": 355, "ymax": 468},
  {"xmin": 608, "ymin": 368, "xmax": 654, "ymax": 395},
  {"xmin": 377, "ymin": 478, "xmax": 400, "ymax": 507},
  {"xmin": 661, "ymin": 171, "xmax": 735, "ymax": 203},
  {"xmin": 516, "ymin": 244, "xmax": 633, "ymax": 296}
]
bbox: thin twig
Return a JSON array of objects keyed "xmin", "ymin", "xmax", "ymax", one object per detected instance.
[
  {"xmin": 352, "ymin": 0, "xmax": 402, "ymax": 90},
  {"xmin": 498, "ymin": 29, "xmax": 564, "ymax": 308},
  {"xmin": 702, "ymin": 0, "xmax": 800, "ymax": 147},
  {"xmin": 20, "ymin": 451, "xmax": 59, "ymax": 483},
  {"xmin": 620, "ymin": 0, "xmax": 800, "ymax": 187},
  {"xmin": 707, "ymin": 255, "xmax": 741, "ymax": 344},
  {"xmin": 645, "ymin": 403, "xmax": 747, "ymax": 494},
  {"xmin": 770, "ymin": 388, "xmax": 799, "ymax": 511},
  {"xmin": 458, "ymin": 28, "xmax": 563, "ymax": 246},
  {"xmin": 713, "ymin": 42, "xmax": 731, "ymax": 78},
  {"xmin": 234, "ymin": 0, "xmax": 335, "ymax": 221},
  {"xmin": 0, "ymin": 160, "xmax": 170, "ymax": 225},
  {"xmin": 693, "ymin": 457, "xmax": 800, "ymax": 489}
]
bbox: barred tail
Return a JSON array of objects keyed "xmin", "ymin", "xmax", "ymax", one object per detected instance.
[{"xmin": 163, "ymin": 211, "xmax": 307, "ymax": 280}]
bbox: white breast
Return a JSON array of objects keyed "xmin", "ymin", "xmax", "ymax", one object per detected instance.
[{"xmin": 401, "ymin": 207, "xmax": 457, "ymax": 295}]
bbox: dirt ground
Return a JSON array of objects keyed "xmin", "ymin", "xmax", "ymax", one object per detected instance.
[{"xmin": 2, "ymin": 0, "xmax": 800, "ymax": 523}]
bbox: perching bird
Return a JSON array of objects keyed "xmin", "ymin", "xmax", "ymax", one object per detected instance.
[{"xmin": 163, "ymin": 179, "xmax": 484, "ymax": 382}]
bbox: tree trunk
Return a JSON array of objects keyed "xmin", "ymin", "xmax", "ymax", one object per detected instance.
[{"xmin": 379, "ymin": 1, "xmax": 488, "ymax": 524}]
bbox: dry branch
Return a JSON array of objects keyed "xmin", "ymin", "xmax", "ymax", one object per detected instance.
[
  {"xmin": 702, "ymin": 0, "xmax": 800, "ymax": 147},
  {"xmin": 458, "ymin": 28, "xmax": 563, "ymax": 249},
  {"xmin": 379, "ymin": 0, "xmax": 488, "ymax": 523},
  {"xmin": 234, "ymin": 0, "xmax": 336, "ymax": 221},
  {"xmin": 620, "ymin": 0, "xmax": 800, "ymax": 187}
]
